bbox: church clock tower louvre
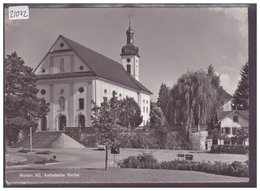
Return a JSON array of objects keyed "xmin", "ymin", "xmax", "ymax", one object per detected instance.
[{"xmin": 121, "ymin": 21, "xmax": 140, "ymax": 81}]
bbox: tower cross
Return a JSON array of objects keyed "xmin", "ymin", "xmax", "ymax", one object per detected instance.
[{"xmin": 129, "ymin": 14, "xmax": 132, "ymax": 26}]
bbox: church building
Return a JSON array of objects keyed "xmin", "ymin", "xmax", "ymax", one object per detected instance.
[{"xmin": 34, "ymin": 24, "xmax": 152, "ymax": 131}]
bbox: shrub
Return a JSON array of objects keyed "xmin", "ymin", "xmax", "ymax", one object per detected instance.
[
  {"xmin": 6, "ymin": 160, "xmax": 27, "ymax": 167},
  {"xmin": 211, "ymin": 145, "xmax": 248, "ymax": 154},
  {"xmin": 118, "ymin": 152, "xmax": 159, "ymax": 169},
  {"xmin": 228, "ymin": 161, "xmax": 249, "ymax": 177},
  {"xmin": 119, "ymin": 153, "xmax": 249, "ymax": 177},
  {"xmin": 34, "ymin": 157, "xmax": 58, "ymax": 164},
  {"xmin": 83, "ymin": 135, "xmax": 97, "ymax": 147},
  {"xmin": 35, "ymin": 150, "xmax": 53, "ymax": 154},
  {"xmin": 18, "ymin": 148, "xmax": 36, "ymax": 153}
]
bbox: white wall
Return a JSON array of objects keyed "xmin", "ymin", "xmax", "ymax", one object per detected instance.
[
  {"xmin": 139, "ymin": 93, "xmax": 150, "ymax": 126},
  {"xmin": 95, "ymin": 79, "xmax": 150, "ymax": 126},
  {"xmin": 220, "ymin": 112, "xmax": 249, "ymax": 138},
  {"xmin": 222, "ymin": 98, "xmax": 232, "ymax": 111},
  {"xmin": 95, "ymin": 79, "xmax": 138, "ymax": 105},
  {"xmin": 121, "ymin": 55, "xmax": 139, "ymax": 81},
  {"xmin": 220, "ymin": 112, "xmax": 249, "ymax": 128}
]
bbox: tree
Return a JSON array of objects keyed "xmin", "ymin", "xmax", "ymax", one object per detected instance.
[
  {"xmin": 150, "ymin": 105, "xmax": 168, "ymax": 149},
  {"xmin": 232, "ymin": 62, "xmax": 249, "ymax": 110},
  {"xmin": 150, "ymin": 106, "xmax": 167, "ymax": 129},
  {"xmin": 118, "ymin": 97, "xmax": 142, "ymax": 129},
  {"xmin": 234, "ymin": 127, "xmax": 249, "ymax": 145},
  {"xmin": 165, "ymin": 69, "xmax": 218, "ymax": 148},
  {"xmin": 91, "ymin": 91, "xmax": 125, "ymax": 170},
  {"xmin": 5, "ymin": 52, "xmax": 50, "ymax": 145},
  {"xmin": 206, "ymin": 65, "xmax": 225, "ymax": 130},
  {"xmin": 157, "ymin": 83, "xmax": 170, "ymax": 116}
]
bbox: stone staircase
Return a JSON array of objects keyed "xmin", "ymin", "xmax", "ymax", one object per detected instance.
[{"xmin": 10, "ymin": 131, "xmax": 85, "ymax": 149}]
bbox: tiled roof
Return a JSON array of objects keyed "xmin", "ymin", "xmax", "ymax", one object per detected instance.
[
  {"xmin": 61, "ymin": 35, "xmax": 152, "ymax": 94},
  {"xmin": 217, "ymin": 111, "xmax": 233, "ymax": 121},
  {"xmin": 237, "ymin": 110, "xmax": 249, "ymax": 119},
  {"xmin": 223, "ymin": 91, "xmax": 232, "ymax": 99}
]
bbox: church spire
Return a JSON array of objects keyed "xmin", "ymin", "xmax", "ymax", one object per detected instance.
[
  {"xmin": 121, "ymin": 21, "xmax": 140, "ymax": 57},
  {"xmin": 126, "ymin": 20, "xmax": 134, "ymax": 44}
]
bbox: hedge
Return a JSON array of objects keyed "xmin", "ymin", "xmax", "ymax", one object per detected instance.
[
  {"xmin": 211, "ymin": 145, "xmax": 249, "ymax": 154},
  {"xmin": 118, "ymin": 152, "xmax": 249, "ymax": 177}
]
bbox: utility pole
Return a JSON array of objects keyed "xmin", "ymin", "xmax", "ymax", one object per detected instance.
[{"xmin": 30, "ymin": 127, "xmax": 32, "ymax": 152}]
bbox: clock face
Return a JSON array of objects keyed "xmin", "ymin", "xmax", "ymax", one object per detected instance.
[{"xmin": 127, "ymin": 58, "xmax": 131, "ymax": 63}]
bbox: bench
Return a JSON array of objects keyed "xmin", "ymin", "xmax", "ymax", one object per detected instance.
[
  {"xmin": 176, "ymin": 154, "xmax": 185, "ymax": 160},
  {"xmin": 185, "ymin": 154, "xmax": 194, "ymax": 161}
]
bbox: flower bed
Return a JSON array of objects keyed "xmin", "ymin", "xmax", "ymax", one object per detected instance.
[
  {"xmin": 18, "ymin": 148, "xmax": 36, "ymax": 153},
  {"xmin": 34, "ymin": 157, "xmax": 59, "ymax": 165},
  {"xmin": 118, "ymin": 152, "xmax": 249, "ymax": 177},
  {"xmin": 6, "ymin": 160, "xmax": 27, "ymax": 167},
  {"xmin": 35, "ymin": 150, "xmax": 53, "ymax": 154}
]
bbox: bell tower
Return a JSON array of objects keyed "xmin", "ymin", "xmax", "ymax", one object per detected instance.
[{"xmin": 121, "ymin": 21, "xmax": 140, "ymax": 81}]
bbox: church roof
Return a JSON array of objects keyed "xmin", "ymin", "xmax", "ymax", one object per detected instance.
[{"xmin": 37, "ymin": 35, "xmax": 152, "ymax": 95}]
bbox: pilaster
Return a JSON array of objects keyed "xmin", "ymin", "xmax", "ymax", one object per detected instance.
[
  {"xmin": 49, "ymin": 84, "xmax": 54, "ymax": 130},
  {"xmin": 69, "ymin": 82, "xmax": 74, "ymax": 126}
]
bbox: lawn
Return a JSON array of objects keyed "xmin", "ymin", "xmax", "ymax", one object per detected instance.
[
  {"xmin": 5, "ymin": 147, "xmax": 250, "ymax": 185},
  {"xmin": 5, "ymin": 168, "xmax": 249, "ymax": 185}
]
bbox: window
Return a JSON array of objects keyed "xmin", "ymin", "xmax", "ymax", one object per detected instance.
[
  {"xmin": 224, "ymin": 140, "xmax": 231, "ymax": 145},
  {"xmin": 78, "ymin": 87, "xmax": 84, "ymax": 93},
  {"xmin": 60, "ymin": 58, "xmax": 64, "ymax": 71},
  {"xmin": 233, "ymin": 116, "xmax": 238, "ymax": 123},
  {"xmin": 79, "ymin": 98, "xmax": 84, "ymax": 110},
  {"xmin": 146, "ymin": 107, "xmax": 148, "ymax": 113},
  {"xmin": 143, "ymin": 106, "xmax": 145, "ymax": 113},
  {"xmin": 127, "ymin": 64, "xmax": 131, "ymax": 74},
  {"xmin": 225, "ymin": 127, "xmax": 230, "ymax": 134},
  {"xmin": 232, "ymin": 127, "xmax": 237, "ymax": 135},
  {"xmin": 59, "ymin": 96, "xmax": 65, "ymax": 110}
]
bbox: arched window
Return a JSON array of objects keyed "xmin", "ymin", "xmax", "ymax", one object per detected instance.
[
  {"xmin": 127, "ymin": 64, "xmax": 131, "ymax": 74},
  {"xmin": 60, "ymin": 58, "xmax": 64, "ymax": 71},
  {"xmin": 59, "ymin": 96, "xmax": 65, "ymax": 110}
]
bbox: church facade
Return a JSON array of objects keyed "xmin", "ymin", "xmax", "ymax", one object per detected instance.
[{"xmin": 34, "ymin": 25, "xmax": 152, "ymax": 131}]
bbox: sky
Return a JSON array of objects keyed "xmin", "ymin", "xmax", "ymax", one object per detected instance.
[{"xmin": 4, "ymin": 5, "xmax": 249, "ymax": 102}]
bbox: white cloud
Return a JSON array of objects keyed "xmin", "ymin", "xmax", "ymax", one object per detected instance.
[
  {"xmin": 208, "ymin": 7, "xmax": 248, "ymax": 37},
  {"xmin": 221, "ymin": 66, "xmax": 236, "ymax": 72},
  {"xmin": 219, "ymin": 73, "xmax": 237, "ymax": 95}
]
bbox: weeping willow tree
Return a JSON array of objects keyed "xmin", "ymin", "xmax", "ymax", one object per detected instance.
[{"xmin": 166, "ymin": 69, "xmax": 218, "ymax": 147}]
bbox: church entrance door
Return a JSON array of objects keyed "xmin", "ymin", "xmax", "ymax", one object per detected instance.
[
  {"xmin": 41, "ymin": 117, "xmax": 47, "ymax": 131},
  {"xmin": 59, "ymin": 115, "xmax": 66, "ymax": 131},
  {"xmin": 78, "ymin": 115, "xmax": 85, "ymax": 128}
]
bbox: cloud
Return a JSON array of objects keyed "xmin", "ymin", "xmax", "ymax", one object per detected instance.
[
  {"xmin": 221, "ymin": 66, "xmax": 236, "ymax": 72},
  {"xmin": 208, "ymin": 7, "xmax": 248, "ymax": 37},
  {"xmin": 219, "ymin": 73, "xmax": 237, "ymax": 95}
]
